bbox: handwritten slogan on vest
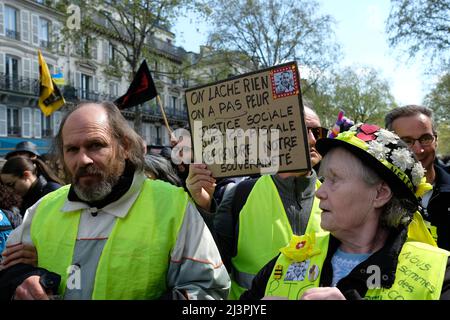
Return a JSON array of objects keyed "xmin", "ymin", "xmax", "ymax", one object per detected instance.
[{"xmin": 185, "ymin": 62, "xmax": 310, "ymax": 178}]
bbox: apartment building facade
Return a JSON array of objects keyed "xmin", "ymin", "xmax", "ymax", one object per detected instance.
[{"xmin": 0, "ymin": 0, "xmax": 189, "ymax": 157}]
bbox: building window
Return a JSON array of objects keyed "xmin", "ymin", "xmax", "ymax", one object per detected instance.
[
  {"xmin": 108, "ymin": 42, "xmax": 116, "ymax": 63},
  {"xmin": 76, "ymin": 36, "xmax": 91, "ymax": 58},
  {"xmin": 41, "ymin": 113, "xmax": 52, "ymax": 137},
  {"xmin": 81, "ymin": 74, "xmax": 92, "ymax": 99},
  {"xmin": 109, "ymin": 81, "xmax": 118, "ymax": 99},
  {"xmin": 4, "ymin": 6, "xmax": 20, "ymax": 40},
  {"xmin": 7, "ymin": 107, "xmax": 20, "ymax": 136},
  {"xmin": 5, "ymin": 55, "xmax": 19, "ymax": 91},
  {"xmin": 171, "ymin": 96, "xmax": 177, "ymax": 115},
  {"xmin": 39, "ymin": 18, "xmax": 50, "ymax": 48},
  {"xmin": 155, "ymin": 126, "xmax": 161, "ymax": 145}
]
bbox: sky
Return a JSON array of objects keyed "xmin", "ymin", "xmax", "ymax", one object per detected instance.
[{"xmin": 173, "ymin": 0, "xmax": 431, "ymax": 106}]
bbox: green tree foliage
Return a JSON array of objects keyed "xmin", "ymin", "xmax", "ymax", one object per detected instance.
[
  {"xmin": 304, "ymin": 67, "xmax": 397, "ymax": 127},
  {"xmin": 424, "ymin": 73, "xmax": 450, "ymax": 124},
  {"xmin": 204, "ymin": 0, "xmax": 341, "ymax": 91},
  {"xmin": 386, "ymin": 0, "xmax": 450, "ymax": 68},
  {"xmin": 437, "ymin": 122, "xmax": 450, "ymax": 157},
  {"xmin": 58, "ymin": 0, "xmax": 200, "ymax": 134},
  {"xmin": 424, "ymin": 73, "xmax": 450, "ymax": 156}
]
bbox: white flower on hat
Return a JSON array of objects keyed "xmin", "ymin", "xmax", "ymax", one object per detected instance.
[
  {"xmin": 367, "ymin": 140, "xmax": 390, "ymax": 160},
  {"xmin": 390, "ymin": 148, "xmax": 415, "ymax": 171},
  {"xmin": 411, "ymin": 162, "xmax": 426, "ymax": 186},
  {"xmin": 375, "ymin": 129, "xmax": 398, "ymax": 145}
]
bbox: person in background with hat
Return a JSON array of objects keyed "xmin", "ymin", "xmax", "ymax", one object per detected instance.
[
  {"xmin": 5, "ymin": 141, "xmax": 41, "ymax": 161},
  {"xmin": 241, "ymin": 123, "xmax": 450, "ymax": 300},
  {"xmin": 385, "ymin": 105, "xmax": 450, "ymax": 250},
  {"xmin": 1, "ymin": 157, "xmax": 63, "ymax": 217}
]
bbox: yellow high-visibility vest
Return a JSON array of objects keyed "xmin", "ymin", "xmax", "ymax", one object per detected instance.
[
  {"xmin": 31, "ymin": 179, "xmax": 188, "ymax": 299},
  {"xmin": 265, "ymin": 232, "xmax": 449, "ymax": 300},
  {"xmin": 229, "ymin": 175, "xmax": 323, "ymax": 299}
]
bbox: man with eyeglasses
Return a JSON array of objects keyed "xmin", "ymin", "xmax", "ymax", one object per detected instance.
[
  {"xmin": 385, "ymin": 105, "xmax": 450, "ymax": 250},
  {"xmin": 186, "ymin": 102, "xmax": 327, "ymax": 299}
]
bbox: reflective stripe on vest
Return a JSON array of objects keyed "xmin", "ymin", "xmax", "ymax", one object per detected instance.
[
  {"xmin": 31, "ymin": 179, "xmax": 188, "ymax": 299},
  {"xmin": 265, "ymin": 233, "xmax": 449, "ymax": 300},
  {"xmin": 229, "ymin": 175, "xmax": 323, "ymax": 299}
]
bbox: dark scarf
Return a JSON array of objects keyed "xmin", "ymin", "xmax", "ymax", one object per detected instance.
[
  {"xmin": 320, "ymin": 226, "xmax": 407, "ymax": 298},
  {"xmin": 67, "ymin": 161, "xmax": 136, "ymax": 210}
]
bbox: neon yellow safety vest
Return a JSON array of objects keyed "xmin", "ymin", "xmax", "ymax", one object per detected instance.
[
  {"xmin": 265, "ymin": 232, "xmax": 449, "ymax": 300},
  {"xmin": 31, "ymin": 179, "xmax": 188, "ymax": 300},
  {"xmin": 229, "ymin": 175, "xmax": 323, "ymax": 299},
  {"xmin": 407, "ymin": 211, "xmax": 437, "ymax": 247}
]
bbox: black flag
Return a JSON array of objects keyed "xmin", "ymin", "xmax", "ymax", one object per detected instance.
[{"xmin": 114, "ymin": 60, "xmax": 157, "ymax": 109}]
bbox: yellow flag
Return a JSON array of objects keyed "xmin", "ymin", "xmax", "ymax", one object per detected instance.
[{"xmin": 38, "ymin": 50, "xmax": 65, "ymax": 116}]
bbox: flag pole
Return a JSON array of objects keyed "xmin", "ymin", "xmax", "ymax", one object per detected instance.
[{"xmin": 156, "ymin": 95, "xmax": 174, "ymax": 140}]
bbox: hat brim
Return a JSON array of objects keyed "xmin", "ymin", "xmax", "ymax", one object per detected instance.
[
  {"xmin": 5, "ymin": 150, "xmax": 39, "ymax": 160},
  {"xmin": 316, "ymin": 137, "xmax": 417, "ymax": 206}
]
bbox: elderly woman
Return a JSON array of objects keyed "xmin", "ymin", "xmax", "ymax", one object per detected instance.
[{"xmin": 241, "ymin": 123, "xmax": 450, "ymax": 300}]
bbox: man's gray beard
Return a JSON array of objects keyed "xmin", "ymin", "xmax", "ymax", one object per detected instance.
[{"xmin": 73, "ymin": 175, "xmax": 119, "ymax": 202}]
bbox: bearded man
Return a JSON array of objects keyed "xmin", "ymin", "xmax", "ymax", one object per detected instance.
[{"xmin": 0, "ymin": 102, "xmax": 229, "ymax": 300}]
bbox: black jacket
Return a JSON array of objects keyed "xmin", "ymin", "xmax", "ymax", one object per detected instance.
[
  {"xmin": 240, "ymin": 227, "xmax": 450, "ymax": 300},
  {"xmin": 425, "ymin": 164, "xmax": 450, "ymax": 250},
  {"xmin": 19, "ymin": 175, "xmax": 61, "ymax": 217}
]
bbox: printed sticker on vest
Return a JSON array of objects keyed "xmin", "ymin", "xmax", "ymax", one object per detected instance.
[
  {"xmin": 308, "ymin": 264, "xmax": 320, "ymax": 282},
  {"xmin": 284, "ymin": 260, "xmax": 310, "ymax": 281},
  {"xmin": 274, "ymin": 265, "xmax": 284, "ymax": 280}
]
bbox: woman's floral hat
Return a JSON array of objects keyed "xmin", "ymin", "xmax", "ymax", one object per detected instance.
[{"xmin": 316, "ymin": 123, "xmax": 432, "ymax": 208}]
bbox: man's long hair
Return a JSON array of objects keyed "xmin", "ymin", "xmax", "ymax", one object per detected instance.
[{"xmin": 53, "ymin": 102, "xmax": 145, "ymax": 182}]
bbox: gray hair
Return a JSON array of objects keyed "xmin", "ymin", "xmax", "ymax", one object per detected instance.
[
  {"xmin": 358, "ymin": 163, "xmax": 413, "ymax": 228},
  {"xmin": 385, "ymin": 105, "xmax": 437, "ymax": 135},
  {"xmin": 144, "ymin": 154, "xmax": 182, "ymax": 187}
]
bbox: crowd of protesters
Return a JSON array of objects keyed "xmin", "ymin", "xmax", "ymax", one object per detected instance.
[{"xmin": 0, "ymin": 101, "xmax": 448, "ymax": 300}]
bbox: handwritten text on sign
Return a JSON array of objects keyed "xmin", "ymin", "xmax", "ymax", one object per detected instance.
[{"xmin": 185, "ymin": 62, "xmax": 310, "ymax": 178}]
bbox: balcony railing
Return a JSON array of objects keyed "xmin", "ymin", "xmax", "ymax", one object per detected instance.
[
  {"xmin": 0, "ymin": 73, "xmax": 39, "ymax": 95},
  {"xmin": 5, "ymin": 29, "xmax": 20, "ymax": 41},
  {"xmin": 42, "ymin": 128, "xmax": 53, "ymax": 137},
  {"xmin": 78, "ymin": 89, "xmax": 99, "ymax": 101},
  {"xmin": 8, "ymin": 126, "xmax": 21, "ymax": 136},
  {"xmin": 148, "ymin": 37, "xmax": 186, "ymax": 60},
  {"xmin": 144, "ymin": 104, "xmax": 187, "ymax": 121},
  {"xmin": 40, "ymin": 40, "xmax": 51, "ymax": 49},
  {"xmin": 0, "ymin": 76, "xmax": 188, "ymax": 121}
]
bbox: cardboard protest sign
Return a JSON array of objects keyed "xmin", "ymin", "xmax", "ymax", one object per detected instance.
[{"xmin": 185, "ymin": 61, "xmax": 311, "ymax": 178}]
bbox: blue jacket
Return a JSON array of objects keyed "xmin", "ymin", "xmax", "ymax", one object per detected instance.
[{"xmin": 0, "ymin": 210, "xmax": 13, "ymax": 255}]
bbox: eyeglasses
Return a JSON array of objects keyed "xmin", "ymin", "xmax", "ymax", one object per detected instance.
[
  {"xmin": 401, "ymin": 133, "xmax": 436, "ymax": 147},
  {"xmin": 307, "ymin": 127, "xmax": 329, "ymax": 140}
]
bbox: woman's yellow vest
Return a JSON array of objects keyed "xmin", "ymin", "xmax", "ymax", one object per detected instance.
[
  {"xmin": 229, "ymin": 175, "xmax": 323, "ymax": 299},
  {"xmin": 30, "ymin": 179, "xmax": 188, "ymax": 300},
  {"xmin": 265, "ymin": 232, "xmax": 449, "ymax": 300}
]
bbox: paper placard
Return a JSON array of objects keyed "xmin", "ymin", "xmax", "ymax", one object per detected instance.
[{"xmin": 185, "ymin": 61, "xmax": 311, "ymax": 178}]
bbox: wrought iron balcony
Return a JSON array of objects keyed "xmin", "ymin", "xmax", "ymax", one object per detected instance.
[
  {"xmin": 77, "ymin": 89, "xmax": 99, "ymax": 101},
  {"xmin": 0, "ymin": 73, "xmax": 39, "ymax": 95},
  {"xmin": 40, "ymin": 40, "xmax": 51, "ymax": 49},
  {"xmin": 144, "ymin": 105, "xmax": 187, "ymax": 121},
  {"xmin": 5, "ymin": 29, "xmax": 20, "ymax": 41},
  {"xmin": 42, "ymin": 128, "xmax": 53, "ymax": 137},
  {"xmin": 7, "ymin": 126, "xmax": 21, "ymax": 136}
]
